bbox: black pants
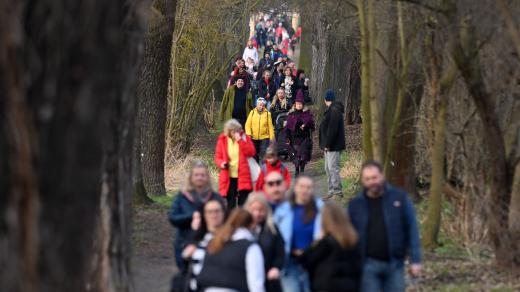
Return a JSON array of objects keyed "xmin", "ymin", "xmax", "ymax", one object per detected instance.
[
  {"xmin": 294, "ymin": 161, "xmax": 306, "ymax": 176},
  {"xmin": 227, "ymin": 178, "xmax": 250, "ymax": 209},
  {"xmin": 253, "ymin": 139, "xmax": 270, "ymax": 162}
]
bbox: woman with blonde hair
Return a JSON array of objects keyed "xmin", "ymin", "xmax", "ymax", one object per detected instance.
[
  {"xmin": 300, "ymin": 202, "xmax": 361, "ymax": 292},
  {"xmin": 245, "ymin": 193, "xmax": 285, "ymax": 292},
  {"xmin": 270, "ymin": 88, "xmax": 292, "ymax": 127},
  {"xmin": 215, "ymin": 119, "xmax": 256, "ymax": 208},
  {"xmin": 168, "ymin": 160, "xmax": 223, "ymax": 270},
  {"xmin": 197, "ymin": 208, "xmax": 265, "ymax": 292}
]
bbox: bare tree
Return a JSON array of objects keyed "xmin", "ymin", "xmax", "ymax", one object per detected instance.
[{"xmin": 137, "ymin": 0, "xmax": 178, "ymax": 197}]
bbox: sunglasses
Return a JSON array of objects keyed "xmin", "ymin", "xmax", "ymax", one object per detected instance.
[{"xmin": 266, "ymin": 179, "xmax": 283, "ymax": 187}]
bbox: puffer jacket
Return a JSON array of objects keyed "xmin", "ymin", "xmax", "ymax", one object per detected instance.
[
  {"xmin": 214, "ymin": 132, "xmax": 256, "ymax": 196},
  {"xmin": 245, "ymin": 109, "xmax": 275, "ymax": 140}
]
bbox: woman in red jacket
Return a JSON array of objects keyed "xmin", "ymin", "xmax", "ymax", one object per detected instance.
[{"xmin": 215, "ymin": 119, "xmax": 256, "ymax": 208}]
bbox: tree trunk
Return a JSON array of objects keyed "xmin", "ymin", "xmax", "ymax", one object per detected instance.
[
  {"xmin": 451, "ymin": 16, "xmax": 519, "ymax": 266},
  {"xmin": 367, "ymin": 0, "xmax": 383, "ymax": 162},
  {"xmin": 383, "ymin": 2, "xmax": 423, "ymax": 196},
  {"xmin": 0, "ymin": 2, "xmax": 39, "ymax": 290},
  {"xmin": 138, "ymin": 0, "xmax": 177, "ymax": 196},
  {"xmin": 310, "ymin": 8, "xmax": 328, "ymax": 106},
  {"xmin": 357, "ymin": 0, "xmax": 374, "ymax": 160},
  {"xmin": 0, "ymin": 0, "xmax": 144, "ymax": 290}
]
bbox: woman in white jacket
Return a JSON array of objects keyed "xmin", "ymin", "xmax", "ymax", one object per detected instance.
[
  {"xmin": 243, "ymin": 40, "xmax": 259, "ymax": 65},
  {"xmin": 197, "ymin": 208, "xmax": 265, "ymax": 292}
]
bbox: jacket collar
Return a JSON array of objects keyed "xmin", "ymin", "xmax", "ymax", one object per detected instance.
[
  {"xmin": 231, "ymin": 227, "xmax": 256, "ymax": 241},
  {"xmin": 359, "ymin": 182, "xmax": 391, "ymax": 200}
]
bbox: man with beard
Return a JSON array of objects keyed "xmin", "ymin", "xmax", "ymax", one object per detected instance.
[{"xmin": 348, "ymin": 161, "xmax": 422, "ymax": 292}]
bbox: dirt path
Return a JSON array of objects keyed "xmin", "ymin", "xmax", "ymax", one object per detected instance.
[{"xmin": 132, "ymin": 205, "xmax": 177, "ymax": 292}]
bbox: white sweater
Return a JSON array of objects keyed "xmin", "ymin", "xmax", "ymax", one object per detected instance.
[{"xmin": 242, "ymin": 47, "xmax": 259, "ymax": 65}]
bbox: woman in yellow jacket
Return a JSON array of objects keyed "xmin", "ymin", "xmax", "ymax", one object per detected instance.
[{"xmin": 245, "ymin": 97, "xmax": 275, "ymax": 162}]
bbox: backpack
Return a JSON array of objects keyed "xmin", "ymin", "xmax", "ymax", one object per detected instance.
[{"xmin": 260, "ymin": 162, "xmax": 286, "ymax": 176}]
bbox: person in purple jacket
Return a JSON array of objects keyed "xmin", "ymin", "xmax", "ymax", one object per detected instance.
[{"xmin": 286, "ymin": 90, "xmax": 315, "ymax": 177}]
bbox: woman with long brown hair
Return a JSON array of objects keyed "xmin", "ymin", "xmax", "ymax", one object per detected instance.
[
  {"xmin": 300, "ymin": 202, "xmax": 361, "ymax": 292},
  {"xmin": 197, "ymin": 209, "xmax": 266, "ymax": 292}
]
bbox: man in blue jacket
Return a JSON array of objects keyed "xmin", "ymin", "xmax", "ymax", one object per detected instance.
[{"xmin": 348, "ymin": 160, "xmax": 422, "ymax": 292}]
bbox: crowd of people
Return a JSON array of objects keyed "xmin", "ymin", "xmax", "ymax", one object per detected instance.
[
  {"xmin": 169, "ymin": 158, "xmax": 422, "ymax": 292},
  {"xmin": 168, "ymin": 11, "xmax": 422, "ymax": 292}
]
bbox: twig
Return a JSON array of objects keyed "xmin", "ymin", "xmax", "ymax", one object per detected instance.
[{"xmin": 395, "ymin": 0, "xmax": 450, "ymax": 14}]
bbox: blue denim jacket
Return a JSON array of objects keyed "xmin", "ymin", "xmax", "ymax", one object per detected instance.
[{"xmin": 348, "ymin": 183, "xmax": 421, "ymax": 264}]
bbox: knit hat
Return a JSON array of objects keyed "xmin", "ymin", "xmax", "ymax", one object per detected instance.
[
  {"xmin": 295, "ymin": 89, "xmax": 305, "ymax": 104},
  {"xmin": 324, "ymin": 89, "xmax": 336, "ymax": 101}
]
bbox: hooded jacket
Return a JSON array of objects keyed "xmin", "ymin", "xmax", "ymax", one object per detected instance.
[
  {"xmin": 245, "ymin": 109, "xmax": 275, "ymax": 140},
  {"xmin": 215, "ymin": 132, "xmax": 256, "ymax": 196},
  {"xmin": 319, "ymin": 101, "xmax": 346, "ymax": 151}
]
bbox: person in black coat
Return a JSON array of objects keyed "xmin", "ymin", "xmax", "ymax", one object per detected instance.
[
  {"xmin": 300, "ymin": 202, "xmax": 361, "ymax": 292},
  {"xmin": 258, "ymin": 70, "xmax": 277, "ymax": 103},
  {"xmin": 168, "ymin": 161, "xmax": 223, "ymax": 270},
  {"xmin": 279, "ymin": 66, "xmax": 299, "ymax": 101},
  {"xmin": 245, "ymin": 192, "xmax": 286, "ymax": 292},
  {"xmin": 296, "ymin": 69, "xmax": 312, "ymax": 104},
  {"xmin": 259, "ymin": 52, "xmax": 274, "ymax": 71},
  {"xmin": 319, "ymin": 89, "xmax": 346, "ymax": 199}
]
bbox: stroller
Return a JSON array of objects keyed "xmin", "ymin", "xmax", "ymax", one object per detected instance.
[{"xmin": 275, "ymin": 112, "xmax": 290, "ymax": 160}]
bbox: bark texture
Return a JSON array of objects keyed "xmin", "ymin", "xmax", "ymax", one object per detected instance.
[
  {"xmin": 0, "ymin": 0, "xmax": 145, "ymax": 290},
  {"xmin": 138, "ymin": 0, "xmax": 177, "ymax": 196}
]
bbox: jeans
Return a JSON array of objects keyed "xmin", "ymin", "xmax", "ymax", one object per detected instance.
[
  {"xmin": 253, "ymin": 139, "xmax": 270, "ymax": 162},
  {"xmin": 324, "ymin": 151, "xmax": 342, "ymax": 195},
  {"xmin": 281, "ymin": 258, "xmax": 311, "ymax": 292},
  {"xmin": 361, "ymin": 258, "xmax": 406, "ymax": 292}
]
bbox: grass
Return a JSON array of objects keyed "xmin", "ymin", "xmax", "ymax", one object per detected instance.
[
  {"xmin": 150, "ymin": 193, "xmax": 176, "ymax": 208},
  {"xmin": 164, "ymin": 120, "xmax": 224, "ymax": 194},
  {"xmin": 340, "ymin": 150, "xmax": 362, "ymax": 200},
  {"xmin": 316, "ymin": 150, "xmax": 363, "ymax": 206}
]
